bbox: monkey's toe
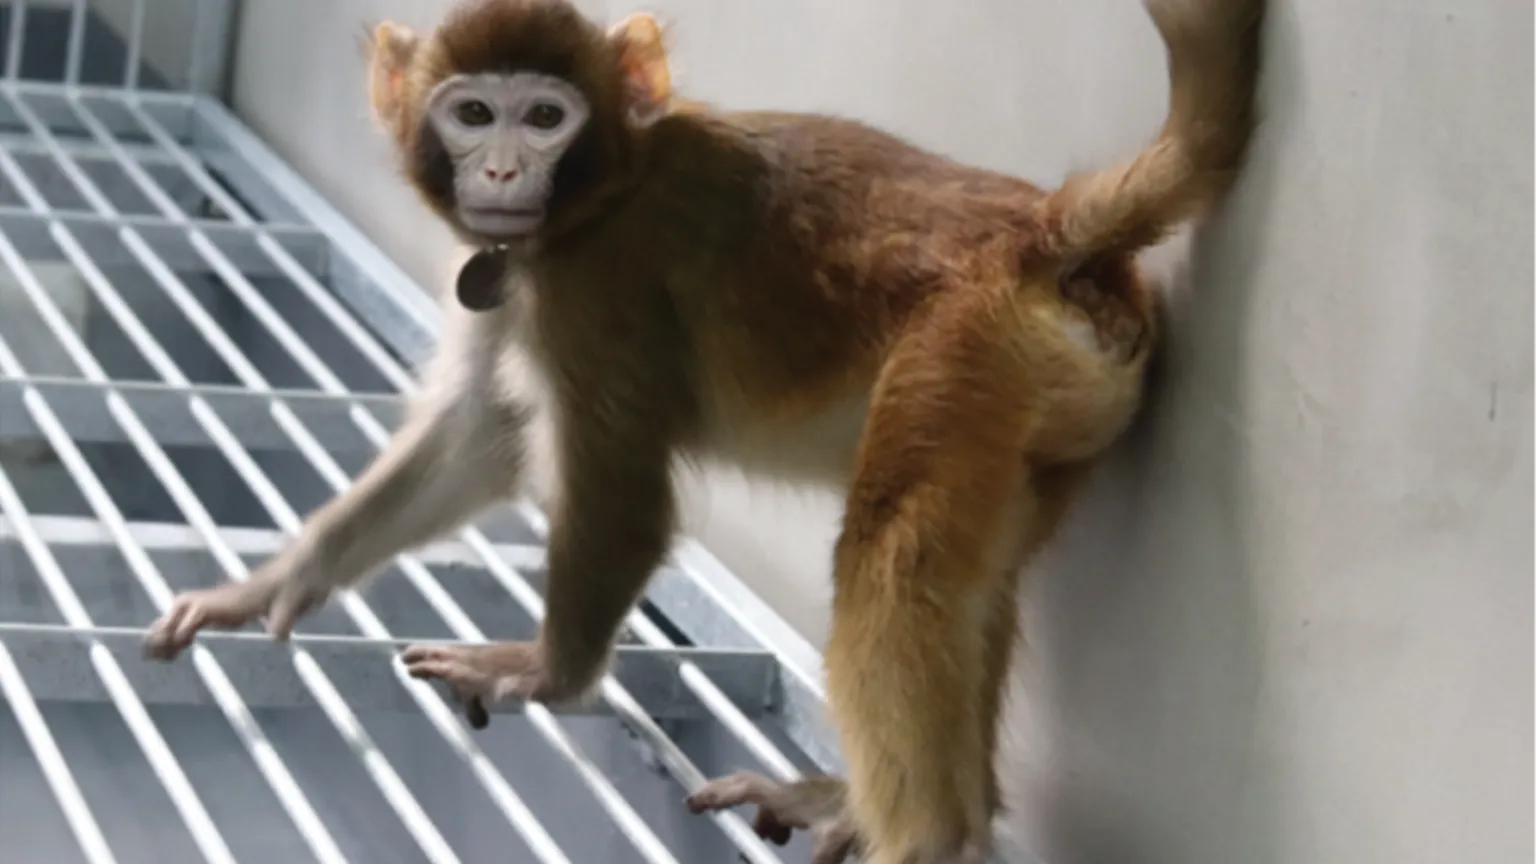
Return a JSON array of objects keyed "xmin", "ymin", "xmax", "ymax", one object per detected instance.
[
  {"xmin": 685, "ymin": 771, "xmax": 765, "ymax": 813},
  {"xmin": 400, "ymin": 641, "xmax": 544, "ymax": 728}
]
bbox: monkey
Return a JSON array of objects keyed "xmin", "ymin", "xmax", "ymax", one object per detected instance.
[{"xmin": 142, "ymin": 0, "xmax": 1266, "ymax": 861}]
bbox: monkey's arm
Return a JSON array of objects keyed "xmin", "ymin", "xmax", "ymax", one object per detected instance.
[
  {"xmin": 401, "ymin": 396, "xmax": 678, "ymax": 711},
  {"xmin": 145, "ymin": 379, "xmax": 527, "ymax": 659}
]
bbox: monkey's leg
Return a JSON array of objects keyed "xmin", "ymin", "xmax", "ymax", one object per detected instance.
[
  {"xmin": 403, "ymin": 408, "xmax": 677, "ymax": 717},
  {"xmin": 692, "ymin": 471, "xmax": 1090, "ymax": 862},
  {"xmin": 146, "ymin": 395, "xmax": 525, "ymax": 660},
  {"xmin": 825, "ymin": 338, "xmax": 1037, "ymax": 864},
  {"xmin": 978, "ymin": 463, "xmax": 1095, "ymax": 818}
]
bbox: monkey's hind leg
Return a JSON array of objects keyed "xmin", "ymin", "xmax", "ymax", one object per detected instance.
[{"xmin": 824, "ymin": 333, "xmax": 1034, "ymax": 864}]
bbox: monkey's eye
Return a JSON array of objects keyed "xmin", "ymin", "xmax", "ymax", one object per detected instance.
[
  {"xmin": 523, "ymin": 102, "xmax": 566, "ymax": 130},
  {"xmin": 453, "ymin": 99, "xmax": 494, "ymax": 127}
]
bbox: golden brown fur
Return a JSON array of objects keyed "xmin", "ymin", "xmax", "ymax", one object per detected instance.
[{"xmin": 145, "ymin": 1, "xmax": 1266, "ymax": 861}]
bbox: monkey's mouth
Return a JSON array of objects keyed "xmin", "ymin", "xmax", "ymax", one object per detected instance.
[{"xmin": 461, "ymin": 206, "xmax": 545, "ymax": 237}]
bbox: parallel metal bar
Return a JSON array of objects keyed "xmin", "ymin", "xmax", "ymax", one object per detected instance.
[
  {"xmin": 0, "ymin": 203, "xmax": 320, "ymax": 239},
  {"xmin": 185, "ymin": 0, "xmax": 238, "ymax": 97},
  {"xmin": 0, "ymin": 512, "xmax": 546, "ymax": 571},
  {"xmin": 0, "ymin": 396, "xmax": 237, "ymax": 863},
  {"xmin": 3, "ymin": 623, "xmax": 778, "ymax": 720},
  {"xmin": 4, "ymin": 1, "xmax": 25, "ymax": 82},
  {"xmin": 0, "ymin": 237, "xmax": 355, "ymax": 864},
  {"xmin": 63, "ymin": 88, "xmax": 783, "ymax": 864},
  {"xmin": 0, "ymin": 375, "xmax": 402, "ymax": 453},
  {"xmin": 0, "ymin": 133, "xmax": 191, "ymax": 164},
  {"xmin": 5, "ymin": 79, "xmax": 195, "ymax": 105},
  {"xmin": 0, "ymin": 134, "xmax": 565, "ymax": 864},
  {"xmin": 123, "ymin": 0, "xmax": 147, "ymax": 91},
  {"xmin": 126, "ymin": 85, "xmax": 806, "ymax": 786},
  {"xmin": 0, "ymin": 640, "xmax": 117, "ymax": 864},
  {"xmin": 119, "ymin": 99, "xmax": 417, "ymax": 391},
  {"xmin": 63, "ymin": 0, "xmax": 85, "ymax": 87}
]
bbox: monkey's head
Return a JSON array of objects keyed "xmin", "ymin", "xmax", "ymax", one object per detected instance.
[{"xmin": 366, "ymin": 0, "xmax": 672, "ymax": 247}]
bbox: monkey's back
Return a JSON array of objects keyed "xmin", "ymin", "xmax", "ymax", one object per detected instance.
[{"xmin": 597, "ymin": 109, "xmax": 1152, "ymax": 472}]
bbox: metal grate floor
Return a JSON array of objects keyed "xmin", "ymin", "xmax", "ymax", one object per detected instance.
[{"xmin": 0, "ymin": 12, "xmax": 841, "ymax": 864}]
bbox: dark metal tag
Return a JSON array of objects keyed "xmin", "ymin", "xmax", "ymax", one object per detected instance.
[{"xmin": 455, "ymin": 247, "xmax": 510, "ymax": 312}]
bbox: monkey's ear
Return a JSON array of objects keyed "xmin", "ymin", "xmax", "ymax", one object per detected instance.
[
  {"xmin": 607, "ymin": 13, "xmax": 671, "ymax": 126},
  {"xmin": 367, "ymin": 20, "xmax": 420, "ymax": 126}
]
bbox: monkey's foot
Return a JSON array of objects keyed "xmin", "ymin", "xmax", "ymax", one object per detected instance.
[
  {"xmin": 686, "ymin": 771, "xmax": 862, "ymax": 864},
  {"xmin": 400, "ymin": 641, "xmax": 548, "ymax": 729}
]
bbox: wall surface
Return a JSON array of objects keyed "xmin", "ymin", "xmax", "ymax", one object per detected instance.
[{"xmin": 224, "ymin": 1, "xmax": 1534, "ymax": 862}]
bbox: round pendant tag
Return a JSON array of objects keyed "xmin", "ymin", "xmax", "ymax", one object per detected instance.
[{"xmin": 455, "ymin": 248, "xmax": 510, "ymax": 312}]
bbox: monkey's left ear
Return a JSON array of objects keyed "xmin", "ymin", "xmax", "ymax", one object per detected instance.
[{"xmin": 607, "ymin": 13, "xmax": 671, "ymax": 127}]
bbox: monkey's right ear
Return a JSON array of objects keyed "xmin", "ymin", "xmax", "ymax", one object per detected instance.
[
  {"xmin": 367, "ymin": 21, "xmax": 420, "ymax": 126},
  {"xmin": 607, "ymin": 13, "xmax": 672, "ymax": 127}
]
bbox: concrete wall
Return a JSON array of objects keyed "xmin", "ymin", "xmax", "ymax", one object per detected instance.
[{"xmin": 222, "ymin": 1, "xmax": 1533, "ymax": 862}]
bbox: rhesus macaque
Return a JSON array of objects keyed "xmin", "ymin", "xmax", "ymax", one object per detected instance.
[{"xmin": 144, "ymin": 0, "xmax": 1266, "ymax": 860}]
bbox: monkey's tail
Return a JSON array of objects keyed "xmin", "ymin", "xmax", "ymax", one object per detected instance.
[{"xmin": 1033, "ymin": 0, "xmax": 1266, "ymax": 263}]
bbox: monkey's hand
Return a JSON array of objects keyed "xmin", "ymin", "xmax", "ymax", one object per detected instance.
[
  {"xmin": 401, "ymin": 641, "xmax": 568, "ymax": 729},
  {"xmin": 687, "ymin": 771, "xmax": 862, "ymax": 864},
  {"xmin": 140, "ymin": 569, "xmax": 308, "ymax": 660}
]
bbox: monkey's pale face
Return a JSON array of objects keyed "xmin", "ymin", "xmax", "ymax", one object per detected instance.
[{"xmin": 425, "ymin": 72, "xmax": 591, "ymax": 240}]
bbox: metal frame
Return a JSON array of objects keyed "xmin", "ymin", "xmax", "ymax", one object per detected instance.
[{"xmin": 0, "ymin": 3, "xmax": 852, "ymax": 863}]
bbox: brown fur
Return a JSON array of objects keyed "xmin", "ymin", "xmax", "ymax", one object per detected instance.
[{"xmin": 145, "ymin": 1, "xmax": 1265, "ymax": 861}]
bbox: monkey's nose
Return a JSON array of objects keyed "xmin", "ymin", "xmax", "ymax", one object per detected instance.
[{"xmin": 484, "ymin": 168, "xmax": 518, "ymax": 182}]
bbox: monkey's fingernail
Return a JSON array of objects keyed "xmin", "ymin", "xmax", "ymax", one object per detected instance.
[{"xmin": 467, "ymin": 697, "xmax": 490, "ymax": 729}]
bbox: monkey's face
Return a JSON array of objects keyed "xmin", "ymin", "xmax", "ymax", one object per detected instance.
[{"xmin": 423, "ymin": 72, "xmax": 592, "ymax": 241}]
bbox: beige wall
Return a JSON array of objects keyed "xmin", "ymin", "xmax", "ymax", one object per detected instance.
[{"xmin": 226, "ymin": 1, "xmax": 1534, "ymax": 862}]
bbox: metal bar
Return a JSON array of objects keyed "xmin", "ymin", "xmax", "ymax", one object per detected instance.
[
  {"xmin": 67, "ymin": 86, "xmax": 788, "ymax": 864},
  {"xmin": 183, "ymin": 92, "xmax": 845, "ymax": 775},
  {"xmin": 0, "ymin": 204, "xmax": 322, "ymax": 240},
  {"xmin": 184, "ymin": 96, "xmax": 441, "ymax": 363},
  {"xmin": 185, "ymin": 0, "xmax": 237, "ymax": 97},
  {"xmin": 123, "ymin": 0, "xmax": 147, "ymax": 91},
  {"xmin": 0, "ymin": 513, "xmax": 547, "ymax": 571},
  {"xmin": 0, "ymin": 641, "xmax": 117, "ymax": 864},
  {"xmin": 113, "ymin": 99, "xmax": 418, "ymax": 392},
  {"xmin": 0, "ymin": 375, "xmax": 403, "ymax": 453},
  {"xmin": 0, "ymin": 409, "xmax": 237, "ymax": 863},
  {"xmin": 0, "ymin": 134, "xmax": 488, "ymax": 864},
  {"xmin": 4, "ymin": 1, "xmax": 25, "ymax": 82},
  {"xmin": 0, "ymin": 136, "xmax": 568, "ymax": 864},
  {"xmin": 0, "ymin": 132, "xmax": 189, "ymax": 163},
  {"xmin": 5, "ymin": 79, "xmax": 195, "ymax": 105},
  {"xmin": 123, "ymin": 89, "xmax": 808, "ymax": 786},
  {"xmin": 0, "ymin": 207, "xmax": 328, "ymax": 280},
  {"xmin": 63, "ymin": 0, "xmax": 85, "ymax": 87},
  {"xmin": 0, "ymin": 239, "xmax": 380, "ymax": 864},
  {"xmin": 3, "ymin": 623, "xmax": 778, "ymax": 720}
]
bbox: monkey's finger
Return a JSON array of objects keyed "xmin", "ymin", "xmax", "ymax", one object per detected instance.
[
  {"xmin": 403, "ymin": 658, "xmax": 459, "ymax": 681},
  {"xmin": 399, "ymin": 643, "xmax": 447, "ymax": 665},
  {"xmin": 165, "ymin": 605, "xmax": 206, "ymax": 655},
  {"xmin": 142, "ymin": 619, "xmax": 185, "ymax": 661},
  {"xmin": 265, "ymin": 589, "xmax": 308, "ymax": 642}
]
